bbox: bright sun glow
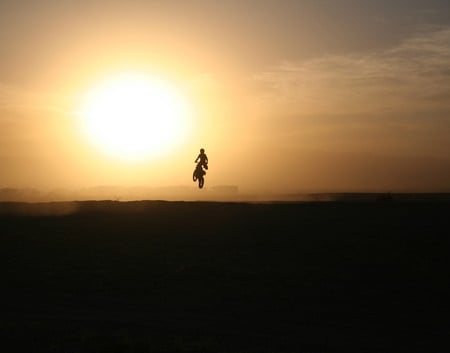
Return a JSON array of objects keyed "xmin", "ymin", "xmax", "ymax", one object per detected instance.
[{"xmin": 79, "ymin": 73, "xmax": 190, "ymax": 161}]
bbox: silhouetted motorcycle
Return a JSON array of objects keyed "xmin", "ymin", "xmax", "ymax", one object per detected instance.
[{"xmin": 193, "ymin": 163, "xmax": 206, "ymax": 189}]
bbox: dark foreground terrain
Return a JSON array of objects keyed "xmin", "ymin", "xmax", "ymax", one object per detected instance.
[{"xmin": 1, "ymin": 200, "xmax": 449, "ymax": 352}]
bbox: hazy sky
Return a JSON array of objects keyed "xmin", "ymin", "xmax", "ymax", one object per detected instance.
[{"xmin": 1, "ymin": 0, "xmax": 450, "ymax": 194}]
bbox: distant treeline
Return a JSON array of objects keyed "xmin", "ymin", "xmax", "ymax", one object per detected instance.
[{"xmin": 0, "ymin": 187, "xmax": 449, "ymax": 203}]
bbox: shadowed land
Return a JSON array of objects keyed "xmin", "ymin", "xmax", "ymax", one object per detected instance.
[{"xmin": 1, "ymin": 200, "xmax": 449, "ymax": 352}]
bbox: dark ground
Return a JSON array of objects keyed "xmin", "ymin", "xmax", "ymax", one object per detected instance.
[{"xmin": 1, "ymin": 200, "xmax": 449, "ymax": 352}]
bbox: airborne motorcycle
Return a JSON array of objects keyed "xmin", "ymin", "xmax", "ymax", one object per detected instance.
[{"xmin": 193, "ymin": 163, "xmax": 206, "ymax": 189}]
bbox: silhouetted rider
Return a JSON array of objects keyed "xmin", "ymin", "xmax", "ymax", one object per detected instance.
[{"xmin": 195, "ymin": 148, "xmax": 208, "ymax": 170}]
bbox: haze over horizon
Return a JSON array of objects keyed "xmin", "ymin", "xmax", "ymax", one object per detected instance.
[{"xmin": 1, "ymin": 0, "xmax": 450, "ymax": 196}]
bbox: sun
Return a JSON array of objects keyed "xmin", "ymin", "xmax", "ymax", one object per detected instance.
[{"xmin": 79, "ymin": 73, "xmax": 190, "ymax": 161}]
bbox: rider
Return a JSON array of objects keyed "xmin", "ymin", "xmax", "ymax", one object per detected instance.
[{"xmin": 195, "ymin": 148, "xmax": 208, "ymax": 170}]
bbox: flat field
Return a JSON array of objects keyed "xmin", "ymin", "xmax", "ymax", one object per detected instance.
[{"xmin": 1, "ymin": 200, "xmax": 449, "ymax": 352}]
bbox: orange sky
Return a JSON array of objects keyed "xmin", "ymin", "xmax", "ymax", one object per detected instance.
[{"xmin": 1, "ymin": 1, "xmax": 450, "ymax": 198}]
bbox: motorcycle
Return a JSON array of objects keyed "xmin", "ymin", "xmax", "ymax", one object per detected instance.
[{"xmin": 193, "ymin": 163, "xmax": 206, "ymax": 189}]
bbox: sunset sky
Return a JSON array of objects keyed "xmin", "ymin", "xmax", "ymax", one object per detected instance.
[{"xmin": 1, "ymin": 0, "xmax": 450, "ymax": 195}]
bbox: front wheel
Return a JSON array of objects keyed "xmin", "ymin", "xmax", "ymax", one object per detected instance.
[
  {"xmin": 198, "ymin": 176, "xmax": 204, "ymax": 189},
  {"xmin": 193, "ymin": 171, "xmax": 198, "ymax": 182}
]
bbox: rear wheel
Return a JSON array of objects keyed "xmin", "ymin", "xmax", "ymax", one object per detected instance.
[{"xmin": 198, "ymin": 177, "xmax": 204, "ymax": 188}]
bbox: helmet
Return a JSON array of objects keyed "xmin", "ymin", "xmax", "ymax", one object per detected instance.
[{"xmin": 200, "ymin": 148, "xmax": 205, "ymax": 153}]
